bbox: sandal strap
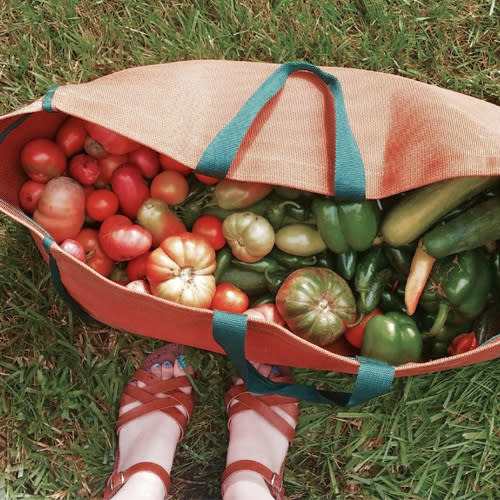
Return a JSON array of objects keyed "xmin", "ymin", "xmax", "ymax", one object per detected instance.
[
  {"xmin": 222, "ymin": 459, "xmax": 284, "ymax": 500},
  {"xmin": 117, "ymin": 370, "xmax": 194, "ymax": 438},
  {"xmin": 106, "ymin": 461, "xmax": 170, "ymax": 498},
  {"xmin": 225, "ymin": 384, "xmax": 299, "ymax": 443}
]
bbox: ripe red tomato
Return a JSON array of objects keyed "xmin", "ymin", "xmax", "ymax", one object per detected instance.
[
  {"xmin": 244, "ymin": 303, "xmax": 286, "ymax": 326},
  {"xmin": 75, "ymin": 228, "xmax": 114, "ymax": 277},
  {"xmin": 69, "ymin": 154, "xmax": 101, "ymax": 185},
  {"xmin": 126, "ymin": 251, "xmax": 152, "ymax": 281},
  {"xmin": 129, "ymin": 146, "xmax": 160, "ymax": 179},
  {"xmin": 343, "ymin": 308, "xmax": 383, "ymax": 349},
  {"xmin": 84, "ymin": 121, "xmax": 141, "ymax": 155},
  {"xmin": 96, "ymin": 154, "xmax": 129, "ymax": 186},
  {"xmin": 85, "ymin": 189, "xmax": 119, "ymax": 221},
  {"xmin": 158, "ymin": 153, "xmax": 192, "ymax": 175},
  {"xmin": 210, "ymin": 282, "xmax": 249, "ymax": 313},
  {"xmin": 111, "ymin": 164, "xmax": 150, "ymax": 219},
  {"xmin": 55, "ymin": 116, "xmax": 87, "ymax": 156},
  {"xmin": 20, "ymin": 138, "xmax": 67, "ymax": 183},
  {"xmin": 98, "ymin": 214, "xmax": 152, "ymax": 262},
  {"xmin": 150, "ymin": 170, "xmax": 189, "ymax": 205},
  {"xmin": 60, "ymin": 238, "xmax": 86, "ymax": 263},
  {"xmin": 194, "ymin": 172, "xmax": 220, "ymax": 185},
  {"xmin": 191, "ymin": 215, "xmax": 226, "ymax": 250},
  {"xmin": 18, "ymin": 180, "xmax": 45, "ymax": 214}
]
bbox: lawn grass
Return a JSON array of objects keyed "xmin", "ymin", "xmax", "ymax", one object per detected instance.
[{"xmin": 1, "ymin": 1, "xmax": 499, "ymax": 499}]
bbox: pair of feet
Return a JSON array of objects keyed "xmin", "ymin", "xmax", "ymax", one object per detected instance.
[{"xmin": 104, "ymin": 344, "xmax": 300, "ymax": 500}]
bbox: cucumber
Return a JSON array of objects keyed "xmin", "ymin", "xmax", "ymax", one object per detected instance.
[
  {"xmin": 422, "ymin": 196, "xmax": 500, "ymax": 258},
  {"xmin": 381, "ymin": 176, "xmax": 499, "ymax": 247},
  {"xmin": 218, "ymin": 266, "xmax": 269, "ymax": 296}
]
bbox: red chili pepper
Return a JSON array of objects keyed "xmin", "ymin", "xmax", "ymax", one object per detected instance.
[{"xmin": 447, "ymin": 332, "xmax": 478, "ymax": 356}]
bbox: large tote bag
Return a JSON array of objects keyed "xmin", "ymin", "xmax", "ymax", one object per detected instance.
[{"xmin": 1, "ymin": 60, "xmax": 499, "ymax": 406}]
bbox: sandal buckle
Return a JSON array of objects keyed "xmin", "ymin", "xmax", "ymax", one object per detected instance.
[
  {"xmin": 269, "ymin": 472, "xmax": 283, "ymax": 496},
  {"xmin": 110, "ymin": 472, "xmax": 125, "ymax": 492}
]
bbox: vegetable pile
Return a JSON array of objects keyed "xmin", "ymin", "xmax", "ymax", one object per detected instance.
[{"xmin": 18, "ymin": 116, "xmax": 500, "ymax": 366}]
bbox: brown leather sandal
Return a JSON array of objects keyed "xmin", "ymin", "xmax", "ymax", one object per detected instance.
[
  {"xmin": 221, "ymin": 367, "xmax": 300, "ymax": 500},
  {"xmin": 103, "ymin": 344, "xmax": 195, "ymax": 499}
]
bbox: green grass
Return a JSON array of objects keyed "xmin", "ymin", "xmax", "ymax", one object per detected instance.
[{"xmin": 1, "ymin": 1, "xmax": 500, "ymax": 498}]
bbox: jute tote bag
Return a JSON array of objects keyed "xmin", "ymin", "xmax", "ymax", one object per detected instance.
[{"xmin": 1, "ymin": 61, "xmax": 499, "ymax": 405}]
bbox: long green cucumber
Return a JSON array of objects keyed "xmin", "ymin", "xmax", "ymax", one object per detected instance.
[
  {"xmin": 381, "ymin": 176, "xmax": 499, "ymax": 247},
  {"xmin": 422, "ymin": 196, "xmax": 500, "ymax": 258}
]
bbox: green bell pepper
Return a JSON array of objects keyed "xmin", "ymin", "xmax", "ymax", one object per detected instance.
[
  {"xmin": 420, "ymin": 248, "xmax": 492, "ymax": 334},
  {"xmin": 361, "ymin": 311, "xmax": 423, "ymax": 365},
  {"xmin": 311, "ymin": 197, "xmax": 381, "ymax": 254}
]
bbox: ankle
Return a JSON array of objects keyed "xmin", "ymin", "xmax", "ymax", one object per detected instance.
[
  {"xmin": 222, "ymin": 470, "xmax": 274, "ymax": 500},
  {"xmin": 110, "ymin": 471, "xmax": 166, "ymax": 500}
]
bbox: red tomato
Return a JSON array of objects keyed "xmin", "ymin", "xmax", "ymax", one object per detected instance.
[
  {"xmin": 18, "ymin": 180, "xmax": 45, "ymax": 214},
  {"xmin": 210, "ymin": 283, "xmax": 249, "ymax": 313},
  {"xmin": 20, "ymin": 138, "xmax": 67, "ymax": 183},
  {"xmin": 69, "ymin": 154, "xmax": 101, "ymax": 185},
  {"xmin": 85, "ymin": 189, "xmax": 119, "ymax": 221},
  {"xmin": 194, "ymin": 172, "xmax": 220, "ymax": 185},
  {"xmin": 84, "ymin": 121, "xmax": 141, "ymax": 155},
  {"xmin": 84, "ymin": 135, "xmax": 108, "ymax": 159},
  {"xmin": 60, "ymin": 238, "xmax": 86, "ymax": 263},
  {"xmin": 150, "ymin": 170, "xmax": 189, "ymax": 205},
  {"xmin": 111, "ymin": 164, "xmax": 150, "ymax": 219},
  {"xmin": 343, "ymin": 308, "xmax": 383, "ymax": 349},
  {"xmin": 129, "ymin": 146, "xmax": 160, "ymax": 179},
  {"xmin": 158, "ymin": 153, "xmax": 192, "ymax": 175},
  {"xmin": 75, "ymin": 228, "xmax": 114, "ymax": 276},
  {"xmin": 126, "ymin": 251, "xmax": 152, "ymax": 281},
  {"xmin": 191, "ymin": 214, "xmax": 226, "ymax": 250},
  {"xmin": 33, "ymin": 177, "xmax": 85, "ymax": 243},
  {"xmin": 55, "ymin": 116, "xmax": 87, "ymax": 156},
  {"xmin": 99, "ymin": 214, "xmax": 152, "ymax": 262},
  {"xmin": 96, "ymin": 154, "xmax": 129, "ymax": 186}
]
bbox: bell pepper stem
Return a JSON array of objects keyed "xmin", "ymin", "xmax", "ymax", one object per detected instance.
[
  {"xmin": 405, "ymin": 239, "xmax": 436, "ymax": 315},
  {"xmin": 426, "ymin": 302, "xmax": 450, "ymax": 336}
]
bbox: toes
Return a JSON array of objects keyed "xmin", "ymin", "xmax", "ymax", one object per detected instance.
[
  {"xmin": 150, "ymin": 362, "xmax": 162, "ymax": 379},
  {"xmin": 161, "ymin": 360, "xmax": 174, "ymax": 380}
]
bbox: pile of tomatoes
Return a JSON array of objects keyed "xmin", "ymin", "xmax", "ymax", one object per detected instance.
[{"xmin": 18, "ymin": 116, "xmax": 254, "ymax": 315}]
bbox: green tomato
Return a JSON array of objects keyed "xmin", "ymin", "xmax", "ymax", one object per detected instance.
[
  {"xmin": 215, "ymin": 179, "xmax": 273, "ymax": 209},
  {"xmin": 276, "ymin": 267, "xmax": 357, "ymax": 346},
  {"xmin": 222, "ymin": 212, "xmax": 275, "ymax": 263},
  {"xmin": 275, "ymin": 224, "xmax": 326, "ymax": 256}
]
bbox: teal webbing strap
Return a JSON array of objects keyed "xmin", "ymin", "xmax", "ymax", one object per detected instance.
[
  {"xmin": 42, "ymin": 85, "xmax": 59, "ymax": 112},
  {"xmin": 42, "ymin": 236, "xmax": 99, "ymax": 325},
  {"xmin": 196, "ymin": 61, "xmax": 365, "ymax": 200},
  {"xmin": 212, "ymin": 310, "xmax": 394, "ymax": 407}
]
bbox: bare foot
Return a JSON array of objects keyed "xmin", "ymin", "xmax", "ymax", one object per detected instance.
[
  {"xmin": 222, "ymin": 363, "xmax": 299, "ymax": 500},
  {"xmin": 105, "ymin": 346, "xmax": 193, "ymax": 500}
]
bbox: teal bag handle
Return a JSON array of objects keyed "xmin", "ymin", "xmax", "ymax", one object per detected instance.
[
  {"xmin": 196, "ymin": 61, "xmax": 366, "ymax": 200},
  {"xmin": 212, "ymin": 310, "xmax": 394, "ymax": 407}
]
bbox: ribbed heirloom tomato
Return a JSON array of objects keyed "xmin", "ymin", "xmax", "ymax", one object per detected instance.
[{"xmin": 146, "ymin": 232, "xmax": 216, "ymax": 308}]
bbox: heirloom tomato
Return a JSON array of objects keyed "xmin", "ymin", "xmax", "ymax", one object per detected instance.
[
  {"xmin": 55, "ymin": 116, "xmax": 87, "ymax": 156},
  {"xmin": 276, "ymin": 267, "xmax": 357, "ymax": 346},
  {"xmin": 33, "ymin": 176, "xmax": 85, "ymax": 243},
  {"xmin": 146, "ymin": 232, "xmax": 216, "ymax": 308},
  {"xmin": 98, "ymin": 214, "xmax": 152, "ymax": 262},
  {"xmin": 75, "ymin": 228, "xmax": 114, "ymax": 277},
  {"xmin": 222, "ymin": 212, "xmax": 275, "ymax": 263},
  {"xmin": 20, "ymin": 138, "xmax": 67, "ymax": 183},
  {"xmin": 136, "ymin": 198, "xmax": 187, "ymax": 247}
]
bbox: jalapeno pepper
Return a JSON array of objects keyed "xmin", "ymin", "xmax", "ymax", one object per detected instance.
[
  {"xmin": 360, "ymin": 311, "xmax": 423, "ymax": 365},
  {"xmin": 214, "ymin": 247, "xmax": 233, "ymax": 284},
  {"xmin": 383, "ymin": 243, "xmax": 416, "ymax": 277},
  {"xmin": 420, "ymin": 248, "xmax": 492, "ymax": 335},
  {"xmin": 270, "ymin": 247, "xmax": 317, "ymax": 269},
  {"xmin": 336, "ymin": 249, "xmax": 357, "ymax": 281},
  {"xmin": 311, "ymin": 197, "xmax": 381, "ymax": 254}
]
